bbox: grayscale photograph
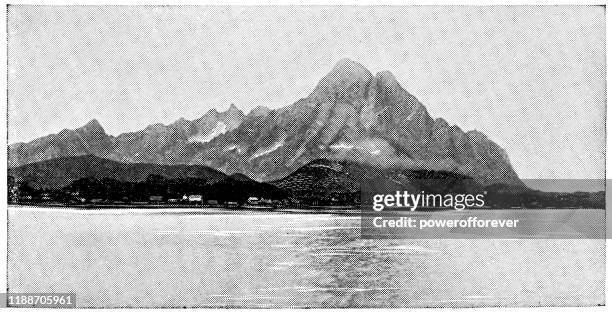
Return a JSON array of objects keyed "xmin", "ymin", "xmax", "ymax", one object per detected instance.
[{"xmin": 4, "ymin": 4, "xmax": 606, "ymax": 309}]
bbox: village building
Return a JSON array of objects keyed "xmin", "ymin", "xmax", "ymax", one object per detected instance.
[{"xmin": 188, "ymin": 195, "xmax": 203, "ymax": 203}]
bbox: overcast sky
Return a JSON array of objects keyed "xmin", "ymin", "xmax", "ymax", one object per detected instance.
[{"xmin": 8, "ymin": 5, "xmax": 605, "ymax": 179}]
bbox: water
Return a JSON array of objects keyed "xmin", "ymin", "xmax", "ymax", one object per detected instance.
[{"xmin": 7, "ymin": 206, "xmax": 605, "ymax": 308}]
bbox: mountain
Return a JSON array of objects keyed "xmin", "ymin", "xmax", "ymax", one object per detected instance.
[
  {"xmin": 108, "ymin": 103, "xmax": 246, "ymax": 165},
  {"xmin": 248, "ymin": 106, "xmax": 272, "ymax": 118},
  {"xmin": 8, "ymin": 59, "xmax": 523, "ymax": 186},
  {"xmin": 9, "ymin": 104, "xmax": 246, "ymax": 167},
  {"xmin": 9, "ymin": 119, "xmax": 114, "ymax": 167},
  {"xmin": 8, "ymin": 155, "xmax": 227, "ymax": 189},
  {"xmin": 193, "ymin": 59, "xmax": 522, "ymax": 186}
]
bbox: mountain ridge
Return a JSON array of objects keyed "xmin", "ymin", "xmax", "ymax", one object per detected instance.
[{"xmin": 8, "ymin": 59, "xmax": 523, "ymax": 187}]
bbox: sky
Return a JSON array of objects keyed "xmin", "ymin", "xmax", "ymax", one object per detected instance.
[{"xmin": 7, "ymin": 5, "xmax": 605, "ymax": 180}]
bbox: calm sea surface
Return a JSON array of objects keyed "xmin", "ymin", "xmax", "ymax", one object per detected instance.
[{"xmin": 7, "ymin": 207, "xmax": 605, "ymax": 308}]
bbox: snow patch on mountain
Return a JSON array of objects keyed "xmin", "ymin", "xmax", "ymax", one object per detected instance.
[
  {"xmin": 189, "ymin": 121, "xmax": 228, "ymax": 143},
  {"xmin": 251, "ymin": 141, "xmax": 284, "ymax": 160}
]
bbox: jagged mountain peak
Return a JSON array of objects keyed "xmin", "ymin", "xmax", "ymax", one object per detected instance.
[
  {"xmin": 76, "ymin": 119, "xmax": 106, "ymax": 134},
  {"xmin": 84, "ymin": 118, "xmax": 101, "ymax": 127},
  {"xmin": 79, "ymin": 119, "xmax": 104, "ymax": 131},
  {"xmin": 332, "ymin": 58, "xmax": 371, "ymax": 74},
  {"xmin": 223, "ymin": 104, "xmax": 245, "ymax": 118},
  {"xmin": 193, "ymin": 104, "xmax": 245, "ymax": 121},
  {"xmin": 227, "ymin": 103, "xmax": 240, "ymax": 112},
  {"xmin": 309, "ymin": 58, "xmax": 374, "ymax": 101},
  {"xmin": 248, "ymin": 105, "xmax": 272, "ymax": 117}
]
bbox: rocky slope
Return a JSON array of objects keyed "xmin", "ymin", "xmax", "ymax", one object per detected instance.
[{"xmin": 9, "ymin": 59, "xmax": 523, "ymax": 186}]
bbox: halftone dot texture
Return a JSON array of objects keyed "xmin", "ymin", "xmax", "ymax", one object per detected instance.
[
  {"xmin": 10, "ymin": 52, "xmax": 526, "ymax": 189},
  {"xmin": 6, "ymin": 5, "xmax": 605, "ymax": 309},
  {"xmin": 7, "ymin": 210, "xmax": 606, "ymax": 308},
  {"xmin": 7, "ymin": 6, "xmax": 605, "ymax": 181}
]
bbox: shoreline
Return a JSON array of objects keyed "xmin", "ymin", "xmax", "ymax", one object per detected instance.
[
  {"xmin": 8, "ymin": 203, "xmax": 359, "ymax": 210},
  {"xmin": 8, "ymin": 203, "xmax": 604, "ymax": 212},
  {"xmin": 7, "ymin": 204, "xmax": 364, "ymax": 215}
]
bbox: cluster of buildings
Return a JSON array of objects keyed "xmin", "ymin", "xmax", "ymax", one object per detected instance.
[{"xmin": 76, "ymin": 194, "xmax": 283, "ymax": 208}]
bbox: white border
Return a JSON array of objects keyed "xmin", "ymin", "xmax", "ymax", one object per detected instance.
[
  {"xmin": 0, "ymin": 1, "xmax": 608, "ymax": 313},
  {"xmin": 0, "ymin": 0, "xmax": 608, "ymax": 5}
]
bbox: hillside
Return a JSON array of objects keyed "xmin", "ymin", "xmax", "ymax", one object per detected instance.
[
  {"xmin": 271, "ymin": 158, "xmax": 485, "ymax": 205},
  {"xmin": 8, "ymin": 155, "xmax": 227, "ymax": 189}
]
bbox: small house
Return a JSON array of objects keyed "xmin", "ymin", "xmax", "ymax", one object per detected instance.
[
  {"xmin": 247, "ymin": 197, "xmax": 259, "ymax": 205},
  {"xmin": 225, "ymin": 201, "xmax": 239, "ymax": 208},
  {"xmin": 188, "ymin": 195, "xmax": 203, "ymax": 203}
]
